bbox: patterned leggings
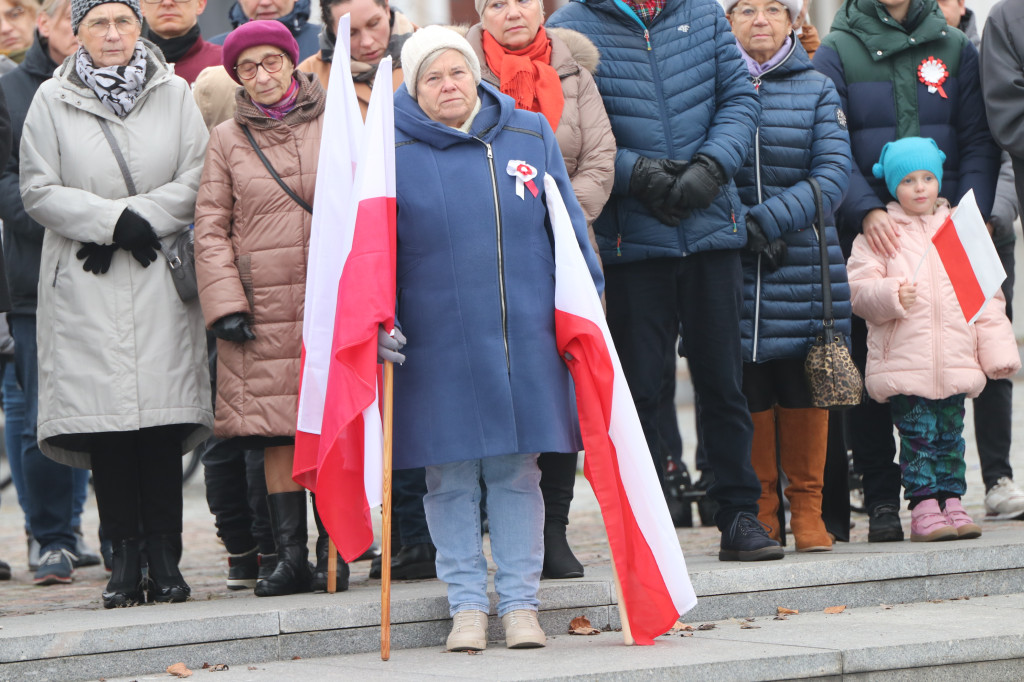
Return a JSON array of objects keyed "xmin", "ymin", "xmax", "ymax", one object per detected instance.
[{"xmin": 889, "ymin": 394, "xmax": 967, "ymax": 502}]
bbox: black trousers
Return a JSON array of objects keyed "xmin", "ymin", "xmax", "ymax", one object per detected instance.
[
  {"xmin": 90, "ymin": 426, "xmax": 184, "ymax": 543},
  {"xmin": 202, "ymin": 441, "xmax": 273, "ymax": 555},
  {"xmin": 605, "ymin": 253, "xmax": 759, "ymax": 529}
]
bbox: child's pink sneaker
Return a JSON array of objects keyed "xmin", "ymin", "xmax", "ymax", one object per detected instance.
[
  {"xmin": 942, "ymin": 498, "xmax": 982, "ymax": 539},
  {"xmin": 910, "ymin": 499, "xmax": 957, "ymax": 542}
]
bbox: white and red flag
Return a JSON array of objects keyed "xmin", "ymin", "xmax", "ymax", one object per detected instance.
[
  {"xmin": 294, "ymin": 53, "xmax": 396, "ymax": 563},
  {"xmin": 932, "ymin": 189, "xmax": 1006, "ymax": 324},
  {"xmin": 293, "ymin": 15, "xmax": 362, "ymax": 490},
  {"xmin": 545, "ymin": 173, "xmax": 697, "ymax": 645}
]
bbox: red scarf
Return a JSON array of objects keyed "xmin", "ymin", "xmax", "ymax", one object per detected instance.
[{"xmin": 482, "ymin": 26, "xmax": 564, "ymax": 133}]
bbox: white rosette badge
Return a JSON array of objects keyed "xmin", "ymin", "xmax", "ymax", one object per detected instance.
[{"xmin": 507, "ymin": 160, "xmax": 539, "ymax": 199}]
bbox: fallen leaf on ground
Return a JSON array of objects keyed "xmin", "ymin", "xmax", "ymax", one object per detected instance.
[
  {"xmin": 670, "ymin": 622, "xmax": 695, "ymax": 632},
  {"xmin": 568, "ymin": 615, "xmax": 601, "ymax": 635},
  {"xmin": 247, "ymin": 667, "xmax": 258, "ymax": 671},
  {"xmin": 291, "ymin": 656, "xmax": 302, "ymax": 661},
  {"xmin": 951, "ymin": 596, "xmax": 969, "ymax": 601},
  {"xmin": 206, "ymin": 664, "xmax": 229, "ymax": 672},
  {"xmin": 880, "ymin": 604, "xmax": 893, "ymax": 610},
  {"xmin": 773, "ymin": 615, "xmax": 788, "ymax": 621},
  {"xmin": 824, "ymin": 605, "xmax": 846, "ymax": 614},
  {"xmin": 777, "ymin": 607, "xmax": 798, "ymax": 615},
  {"xmin": 740, "ymin": 622, "xmax": 761, "ymax": 629},
  {"xmin": 928, "ymin": 599, "xmax": 944, "ymax": 604},
  {"xmin": 166, "ymin": 662, "xmax": 192, "ymax": 678},
  {"xmin": 697, "ymin": 623, "xmax": 716, "ymax": 631}
]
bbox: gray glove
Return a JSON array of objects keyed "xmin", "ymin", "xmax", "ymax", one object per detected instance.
[{"xmin": 377, "ymin": 326, "xmax": 407, "ymax": 365}]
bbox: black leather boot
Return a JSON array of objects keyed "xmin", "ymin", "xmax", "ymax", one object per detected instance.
[
  {"xmin": 310, "ymin": 494, "xmax": 349, "ymax": 592},
  {"xmin": 102, "ymin": 538, "xmax": 145, "ymax": 608},
  {"xmin": 255, "ymin": 492, "xmax": 313, "ymax": 597},
  {"xmin": 540, "ymin": 453, "xmax": 584, "ymax": 579},
  {"xmin": 146, "ymin": 534, "xmax": 191, "ymax": 603}
]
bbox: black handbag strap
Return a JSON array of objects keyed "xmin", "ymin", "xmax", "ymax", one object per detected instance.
[
  {"xmin": 808, "ymin": 176, "xmax": 834, "ymax": 324},
  {"xmin": 96, "ymin": 116, "xmax": 179, "ymax": 264},
  {"xmin": 241, "ymin": 124, "xmax": 313, "ymax": 214}
]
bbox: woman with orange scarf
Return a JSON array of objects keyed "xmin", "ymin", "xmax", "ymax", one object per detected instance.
[{"xmin": 464, "ymin": 0, "xmax": 616, "ymax": 580}]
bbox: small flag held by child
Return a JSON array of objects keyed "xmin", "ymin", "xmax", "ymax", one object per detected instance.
[{"xmin": 931, "ymin": 189, "xmax": 1006, "ymax": 324}]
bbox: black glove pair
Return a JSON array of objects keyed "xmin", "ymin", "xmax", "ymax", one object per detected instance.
[
  {"xmin": 745, "ymin": 217, "xmax": 788, "ymax": 273},
  {"xmin": 212, "ymin": 313, "xmax": 256, "ymax": 343},
  {"xmin": 629, "ymin": 153, "xmax": 726, "ymax": 226},
  {"xmin": 76, "ymin": 209, "xmax": 161, "ymax": 275}
]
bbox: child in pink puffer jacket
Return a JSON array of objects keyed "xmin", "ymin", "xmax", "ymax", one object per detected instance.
[{"xmin": 847, "ymin": 137, "xmax": 1020, "ymax": 543}]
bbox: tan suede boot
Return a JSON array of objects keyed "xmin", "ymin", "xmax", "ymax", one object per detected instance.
[
  {"xmin": 777, "ymin": 407, "xmax": 832, "ymax": 552},
  {"xmin": 749, "ymin": 409, "xmax": 781, "ymax": 542}
]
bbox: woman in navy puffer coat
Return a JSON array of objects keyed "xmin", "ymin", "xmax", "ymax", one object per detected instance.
[{"xmin": 727, "ymin": 0, "xmax": 852, "ymax": 554}]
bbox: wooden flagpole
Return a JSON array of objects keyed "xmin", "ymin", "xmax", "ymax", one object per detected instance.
[
  {"xmin": 609, "ymin": 556, "xmax": 634, "ymax": 645},
  {"xmin": 380, "ymin": 360, "xmax": 395, "ymax": 660},
  {"xmin": 326, "ymin": 540, "xmax": 337, "ymax": 593}
]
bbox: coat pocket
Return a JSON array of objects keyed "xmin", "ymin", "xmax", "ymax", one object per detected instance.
[{"xmin": 235, "ymin": 253, "xmax": 255, "ymax": 313}]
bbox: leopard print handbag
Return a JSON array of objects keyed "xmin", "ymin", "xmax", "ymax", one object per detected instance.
[{"xmin": 803, "ymin": 178, "xmax": 863, "ymax": 410}]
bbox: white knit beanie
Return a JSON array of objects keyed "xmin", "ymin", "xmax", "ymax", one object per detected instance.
[
  {"xmin": 720, "ymin": 0, "xmax": 803, "ymax": 22},
  {"xmin": 401, "ymin": 25, "xmax": 482, "ymax": 99}
]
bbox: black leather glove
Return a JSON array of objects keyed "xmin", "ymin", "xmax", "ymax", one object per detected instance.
[
  {"xmin": 629, "ymin": 156, "xmax": 690, "ymax": 226},
  {"xmin": 672, "ymin": 153, "xmax": 726, "ymax": 211},
  {"xmin": 760, "ymin": 238, "xmax": 788, "ymax": 273},
  {"xmin": 211, "ymin": 313, "xmax": 255, "ymax": 343},
  {"xmin": 377, "ymin": 326, "xmax": 407, "ymax": 365},
  {"xmin": 76, "ymin": 242, "xmax": 117, "ymax": 275},
  {"xmin": 745, "ymin": 216, "xmax": 769, "ymax": 253},
  {"xmin": 114, "ymin": 208, "xmax": 160, "ymax": 266}
]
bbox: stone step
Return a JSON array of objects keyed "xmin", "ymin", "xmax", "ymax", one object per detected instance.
[
  {"xmin": 103, "ymin": 592, "xmax": 1024, "ymax": 681},
  {"xmin": 3, "ymin": 529, "xmax": 1023, "ymax": 681}
]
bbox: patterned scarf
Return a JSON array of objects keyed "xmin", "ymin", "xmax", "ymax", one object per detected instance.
[
  {"xmin": 75, "ymin": 42, "xmax": 148, "ymax": 118},
  {"xmin": 252, "ymin": 77, "xmax": 300, "ymax": 120},
  {"xmin": 625, "ymin": 0, "xmax": 665, "ymax": 25}
]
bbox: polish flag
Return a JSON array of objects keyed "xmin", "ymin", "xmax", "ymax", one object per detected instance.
[
  {"xmin": 932, "ymin": 189, "xmax": 1007, "ymax": 324},
  {"xmin": 545, "ymin": 174, "xmax": 697, "ymax": 645},
  {"xmin": 293, "ymin": 16, "xmax": 363, "ymax": 491},
  {"xmin": 297, "ymin": 57, "xmax": 397, "ymax": 562}
]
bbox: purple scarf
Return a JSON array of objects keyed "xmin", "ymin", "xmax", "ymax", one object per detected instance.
[
  {"xmin": 253, "ymin": 77, "xmax": 299, "ymax": 120},
  {"xmin": 737, "ymin": 35, "xmax": 793, "ymax": 78}
]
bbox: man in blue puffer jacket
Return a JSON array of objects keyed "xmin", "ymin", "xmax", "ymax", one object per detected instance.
[{"xmin": 548, "ymin": 0, "xmax": 783, "ymax": 561}]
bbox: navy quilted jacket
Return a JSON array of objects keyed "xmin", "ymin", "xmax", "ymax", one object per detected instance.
[
  {"xmin": 735, "ymin": 38, "xmax": 853, "ymax": 363},
  {"xmin": 547, "ymin": 0, "xmax": 759, "ymax": 262},
  {"xmin": 813, "ymin": 0, "xmax": 999, "ymax": 251}
]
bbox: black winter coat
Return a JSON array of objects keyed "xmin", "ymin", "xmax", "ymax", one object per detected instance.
[{"xmin": 0, "ymin": 36, "xmax": 56, "ymax": 315}]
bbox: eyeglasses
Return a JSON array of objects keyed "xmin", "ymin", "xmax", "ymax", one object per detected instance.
[
  {"xmin": 732, "ymin": 5, "xmax": 788, "ymax": 21},
  {"xmin": 0, "ymin": 6, "xmax": 27, "ymax": 24},
  {"xmin": 84, "ymin": 16, "xmax": 140, "ymax": 36},
  {"xmin": 234, "ymin": 53, "xmax": 287, "ymax": 80}
]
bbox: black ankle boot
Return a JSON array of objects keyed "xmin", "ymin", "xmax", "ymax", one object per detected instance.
[
  {"xmin": 255, "ymin": 492, "xmax": 314, "ymax": 597},
  {"xmin": 311, "ymin": 494, "xmax": 349, "ymax": 592},
  {"xmin": 542, "ymin": 522, "xmax": 584, "ymax": 579},
  {"xmin": 146, "ymin": 534, "xmax": 191, "ymax": 603},
  {"xmin": 102, "ymin": 539, "xmax": 145, "ymax": 608}
]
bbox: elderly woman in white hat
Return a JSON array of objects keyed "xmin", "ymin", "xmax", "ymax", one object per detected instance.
[{"xmin": 388, "ymin": 25, "xmax": 602, "ymax": 652}]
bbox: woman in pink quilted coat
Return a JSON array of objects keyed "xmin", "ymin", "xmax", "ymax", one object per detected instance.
[{"xmin": 847, "ymin": 137, "xmax": 1020, "ymax": 544}]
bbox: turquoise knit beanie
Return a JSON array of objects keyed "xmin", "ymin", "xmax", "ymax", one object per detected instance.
[{"xmin": 872, "ymin": 137, "xmax": 946, "ymax": 199}]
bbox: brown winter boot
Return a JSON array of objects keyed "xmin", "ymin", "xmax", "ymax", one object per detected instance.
[
  {"xmin": 749, "ymin": 409, "xmax": 781, "ymax": 541},
  {"xmin": 777, "ymin": 407, "xmax": 832, "ymax": 552}
]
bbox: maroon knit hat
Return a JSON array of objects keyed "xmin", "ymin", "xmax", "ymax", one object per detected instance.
[{"xmin": 222, "ymin": 20, "xmax": 300, "ymax": 85}]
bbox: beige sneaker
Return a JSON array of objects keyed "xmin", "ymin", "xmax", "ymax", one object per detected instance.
[
  {"xmin": 501, "ymin": 609, "xmax": 546, "ymax": 649},
  {"xmin": 447, "ymin": 609, "xmax": 487, "ymax": 651}
]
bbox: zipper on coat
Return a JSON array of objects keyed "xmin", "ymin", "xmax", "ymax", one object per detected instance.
[
  {"xmin": 929, "ymin": 239, "xmax": 942, "ymax": 397},
  {"xmin": 750, "ymin": 124, "xmax": 763, "ymax": 360},
  {"xmin": 52, "ymin": 261, "xmax": 59, "ymax": 287},
  {"xmin": 481, "ymin": 140, "xmax": 511, "ymax": 374}
]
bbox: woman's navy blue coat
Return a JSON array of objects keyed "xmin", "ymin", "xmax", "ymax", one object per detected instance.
[
  {"xmin": 735, "ymin": 38, "xmax": 853, "ymax": 363},
  {"xmin": 392, "ymin": 82, "xmax": 603, "ymax": 469}
]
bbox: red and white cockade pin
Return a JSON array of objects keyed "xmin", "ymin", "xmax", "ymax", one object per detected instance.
[
  {"xmin": 507, "ymin": 160, "xmax": 539, "ymax": 199},
  {"xmin": 918, "ymin": 56, "xmax": 948, "ymax": 99}
]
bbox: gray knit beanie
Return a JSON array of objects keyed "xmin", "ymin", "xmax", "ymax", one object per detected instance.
[{"xmin": 71, "ymin": 0, "xmax": 142, "ymax": 34}]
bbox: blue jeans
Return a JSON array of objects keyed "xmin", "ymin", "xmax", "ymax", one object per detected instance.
[
  {"xmin": 10, "ymin": 314, "xmax": 76, "ymax": 554},
  {"xmin": 4, "ymin": 361, "xmax": 28, "ymax": 532},
  {"xmin": 424, "ymin": 453, "xmax": 542, "ymax": 617}
]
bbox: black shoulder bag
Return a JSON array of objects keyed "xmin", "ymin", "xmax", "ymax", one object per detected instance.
[{"xmin": 241, "ymin": 125, "xmax": 313, "ymax": 214}]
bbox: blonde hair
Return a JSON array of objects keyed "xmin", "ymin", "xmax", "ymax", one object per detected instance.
[{"xmin": 41, "ymin": 0, "xmax": 69, "ymax": 18}]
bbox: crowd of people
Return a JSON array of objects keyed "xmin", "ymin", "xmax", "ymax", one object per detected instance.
[{"xmin": 0, "ymin": 0, "xmax": 1023, "ymax": 653}]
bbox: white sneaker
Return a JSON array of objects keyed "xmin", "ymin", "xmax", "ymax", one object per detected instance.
[
  {"xmin": 984, "ymin": 477, "xmax": 1024, "ymax": 520},
  {"xmin": 447, "ymin": 609, "xmax": 487, "ymax": 651},
  {"xmin": 501, "ymin": 609, "xmax": 546, "ymax": 649}
]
